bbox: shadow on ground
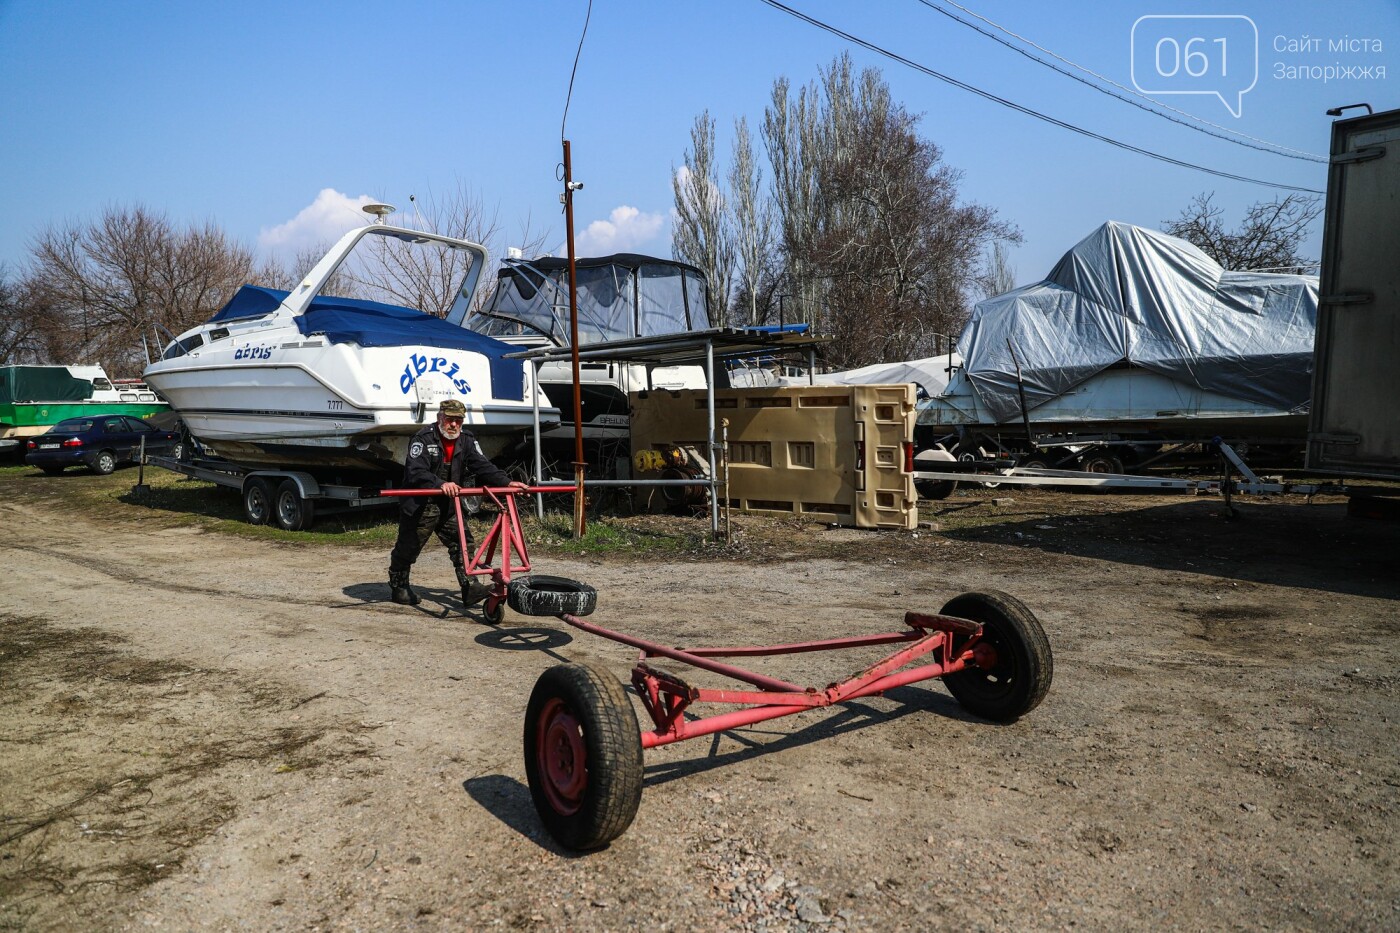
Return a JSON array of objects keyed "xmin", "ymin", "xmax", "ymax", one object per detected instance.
[{"xmin": 939, "ymin": 499, "xmax": 1400, "ymax": 600}]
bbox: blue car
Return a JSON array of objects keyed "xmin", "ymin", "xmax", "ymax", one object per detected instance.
[{"xmin": 25, "ymin": 415, "xmax": 183, "ymax": 475}]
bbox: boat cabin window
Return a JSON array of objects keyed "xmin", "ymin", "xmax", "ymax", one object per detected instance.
[
  {"xmin": 470, "ymin": 258, "xmax": 711, "ymax": 346},
  {"xmin": 209, "ymin": 328, "xmax": 230, "ymax": 341},
  {"xmin": 92, "ymin": 377, "xmax": 113, "ymax": 391},
  {"xmin": 161, "ymin": 333, "xmax": 205, "ymax": 361}
]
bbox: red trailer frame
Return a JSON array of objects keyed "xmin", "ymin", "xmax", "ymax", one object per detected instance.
[{"xmin": 384, "ymin": 487, "xmax": 1053, "ymax": 851}]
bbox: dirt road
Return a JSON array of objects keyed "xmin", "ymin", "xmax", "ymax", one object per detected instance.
[{"xmin": 2, "ymin": 482, "xmax": 1398, "ymax": 931}]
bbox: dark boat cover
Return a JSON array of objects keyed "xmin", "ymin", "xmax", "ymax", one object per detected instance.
[{"xmin": 209, "ymin": 285, "xmax": 524, "ymax": 401}]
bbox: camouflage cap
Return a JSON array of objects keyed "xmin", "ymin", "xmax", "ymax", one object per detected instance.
[{"xmin": 438, "ymin": 399, "xmax": 467, "ymax": 417}]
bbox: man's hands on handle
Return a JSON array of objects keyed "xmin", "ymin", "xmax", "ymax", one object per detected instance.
[{"xmin": 439, "ymin": 480, "xmax": 531, "ymax": 497}]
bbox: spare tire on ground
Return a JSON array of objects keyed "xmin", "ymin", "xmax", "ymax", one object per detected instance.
[{"xmin": 508, "ymin": 575, "xmax": 598, "ymax": 617}]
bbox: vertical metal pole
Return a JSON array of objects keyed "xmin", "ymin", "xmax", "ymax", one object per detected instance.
[
  {"xmin": 563, "ymin": 139, "xmax": 587, "ymax": 537},
  {"xmin": 721, "ymin": 417, "xmax": 731, "ymax": 541},
  {"xmin": 532, "ymin": 358, "xmax": 544, "ymax": 519},
  {"xmin": 807, "ymin": 348, "xmax": 816, "ymax": 386},
  {"xmin": 706, "ymin": 338, "xmax": 718, "ymax": 537}
]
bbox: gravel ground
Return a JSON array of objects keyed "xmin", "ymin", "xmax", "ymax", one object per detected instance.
[{"xmin": 1, "ymin": 478, "xmax": 1398, "ymax": 931}]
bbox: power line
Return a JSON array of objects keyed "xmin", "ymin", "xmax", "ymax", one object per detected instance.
[
  {"xmin": 755, "ymin": 0, "xmax": 1324, "ymax": 195},
  {"xmin": 561, "ymin": 0, "xmax": 594, "ymax": 140},
  {"xmin": 918, "ymin": 0, "xmax": 1327, "ymax": 163}
]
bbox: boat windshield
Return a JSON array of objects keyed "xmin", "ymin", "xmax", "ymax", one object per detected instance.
[
  {"xmin": 161, "ymin": 332, "xmax": 205, "ymax": 361},
  {"xmin": 470, "ymin": 257, "xmax": 708, "ymax": 346}
]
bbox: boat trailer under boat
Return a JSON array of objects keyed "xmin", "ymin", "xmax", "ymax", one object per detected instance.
[{"xmin": 143, "ymin": 208, "xmax": 558, "ymax": 477}]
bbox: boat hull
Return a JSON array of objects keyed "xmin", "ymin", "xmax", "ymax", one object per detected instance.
[
  {"xmin": 145, "ymin": 342, "xmax": 554, "ymax": 473},
  {"xmin": 917, "ymin": 368, "xmax": 1310, "ymax": 442}
]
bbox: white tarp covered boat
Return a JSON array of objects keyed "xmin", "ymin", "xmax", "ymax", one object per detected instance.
[
  {"xmin": 144, "ymin": 218, "xmax": 557, "ymax": 475},
  {"xmin": 918, "ymin": 222, "xmax": 1320, "ymax": 447}
]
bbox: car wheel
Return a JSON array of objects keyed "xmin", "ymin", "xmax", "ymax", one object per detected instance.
[
  {"xmin": 40, "ymin": 465, "xmax": 65, "ymax": 476},
  {"xmin": 92, "ymin": 450, "xmax": 118, "ymax": 475}
]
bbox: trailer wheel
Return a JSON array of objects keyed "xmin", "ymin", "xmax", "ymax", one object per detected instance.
[
  {"xmin": 1080, "ymin": 453, "xmax": 1123, "ymax": 475},
  {"xmin": 243, "ymin": 478, "xmax": 273, "ymax": 526},
  {"xmin": 509, "ymin": 575, "xmax": 597, "ymax": 617},
  {"xmin": 274, "ymin": 479, "xmax": 316, "ymax": 531},
  {"xmin": 524, "ymin": 663, "xmax": 643, "ymax": 850},
  {"xmin": 93, "ymin": 450, "xmax": 118, "ymax": 475},
  {"xmin": 482, "ymin": 597, "xmax": 505, "ymax": 625},
  {"xmin": 941, "ymin": 591, "xmax": 1052, "ymax": 722},
  {"xmin": 915, "ymin": 479, "xmax": 958, "ymax": 501}
]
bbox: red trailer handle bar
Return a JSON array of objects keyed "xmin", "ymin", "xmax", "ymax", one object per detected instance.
[{"xmin": 378, "ymin": 485, "xmax": 578, "ymax": 587}]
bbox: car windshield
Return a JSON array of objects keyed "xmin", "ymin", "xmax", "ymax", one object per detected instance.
[{"xmin": 51, "ymin": 419, "xmax": 95, "ymax": 432}]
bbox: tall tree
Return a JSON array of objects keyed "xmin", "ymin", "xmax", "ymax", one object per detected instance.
[
  {"xmin": 728, "ymin": 116, "xmax": 777, "ymax": 326},
  {"xmin": 672, "ymin": 111, "xmax": 735, "ymax": 326},
  {"xmin": 0, "ymin": 267, "xmax": 44, "ymax": 364},
  {"xmin": 761, "ymin": 76, "xmax": 823, "ymax": 326},
  {"xmin": 977, "ymin": 241, "xmax": 1018, "ymax": 300},
  {"xmin": 765, "ymin": 53, "xmax": 1018, "ymax": 367},
  {"xmin": 1164, "ymin": 192, "xmax": 1322, "ymax": 273},
  {"xmin": 26, "ymin": 205, "xmax": 254, "ymax": 374}
]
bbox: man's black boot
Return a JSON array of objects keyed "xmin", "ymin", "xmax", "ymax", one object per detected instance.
[
  {"xmin": 458, "ymin": 569, "xmax": 483, "ymax": 607},
  {"xmin": 389, "ymin": 570, "xmax": 420, "ymax": 606}
]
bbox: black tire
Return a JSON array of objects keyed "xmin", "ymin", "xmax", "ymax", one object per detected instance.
[
  {"xmin": 1080, "ymin": 453, "xmax": 1123, "ymax": 475},
  {"xmin": 915, "ymin": 479, "xmax": 958, "ymax": 501},
  {"xmin": 1020, "ymin": 458, "xmax": 1049, "ymax": 471},
  {"xmin": 508, "ymin": 575, "xmax": 597, "ymax": 617},
  {"xmin": 170, "ymin": 440, "xmax": 185, "ymax": 461},
  {"xmin": 940, "ymin": 591, "xmax": 1053, "ymax": 722},
  {"xmin": 273, "ymin": 479, "xmax": 316, "ymax": 531},
  {"xmin": 524, "ymin": 663, "xmax": 643, "ymax": 850},
  {"xmin": 243, "ymin": 478, "xmax": 273, "ymax": 526},
  {"xmin": 93, "ymin": 450, "xmax": 117, "ymax": 475},
  {"xmin": 483, "ymin": 598, "xmax": 505, "ymax": 625},
  {"xmin": 39, "ymin": 465, "xmax": 65, "ymax": 476}
]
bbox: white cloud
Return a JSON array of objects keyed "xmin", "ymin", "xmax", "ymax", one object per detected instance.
[
  {"xmin": 573, "ymin": 205, "xmax": 666, "ymax": 256},
  {"xmin": 258, "ymin": 188, "xmax": 377, "ymax": 257}
]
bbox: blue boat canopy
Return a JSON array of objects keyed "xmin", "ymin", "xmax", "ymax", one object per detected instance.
[{"xmin": 209, "ymin": 285, "xmax": 524, "ymax": 401}]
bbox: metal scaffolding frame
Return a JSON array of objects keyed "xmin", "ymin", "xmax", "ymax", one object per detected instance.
[{"xmin": 507, "ymin": 328, "xmax": 831, "ymax": 534}]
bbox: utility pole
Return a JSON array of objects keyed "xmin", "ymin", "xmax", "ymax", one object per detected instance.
[{"xmin": 562, "ymin": 139, "xmax": 587, "ymax": 538}]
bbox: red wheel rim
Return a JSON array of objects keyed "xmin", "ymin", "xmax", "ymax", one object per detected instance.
[{"xmin": 536, "ymin": 697, "xmax": 587, "ymax": 815}]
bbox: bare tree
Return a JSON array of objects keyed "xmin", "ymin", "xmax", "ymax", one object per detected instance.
[
  {"xmin": 763, "ymin": 54, "xmax": 1018, "ymax": 367},
  {"xmin": 762, "ymin": 76, "xmax": 823, "ymax": 326},
  {"xmin": 977, "ymin": 241, "xmax": 1018, "ymax": 299},
  {"xmin": 26, "ymin": 205, "xmax": 254, "ymax": 375},
  {"xmin": 0, "ymin": 266, "xmax": 45, "ymax": 364},
  {"xmin": 728, "ymin": 117, "xmax": 777, "ymax": 327},
  {"xmin": 1164, "ymin": 192, "xmax": 1323, "ymax": 272},
  {"xmin": 672, "ymin": 111, "xmax": 735, "ymax": 326},
  {"xmin": 335, "ymin": 185, "xmax": 549, "ymax": 317}
]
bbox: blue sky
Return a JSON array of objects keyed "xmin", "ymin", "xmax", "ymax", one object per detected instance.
[{"xmin": 1, "ymin": 0, "xmax": 1395, "ymax": 289}]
